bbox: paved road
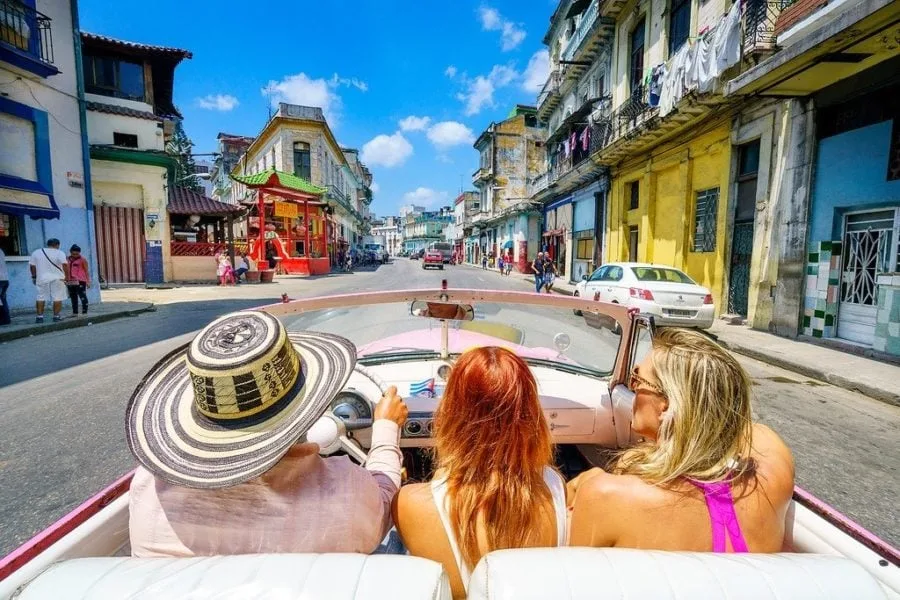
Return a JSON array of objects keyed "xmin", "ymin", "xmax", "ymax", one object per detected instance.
[{"xmin": 0, "ymin": 258, "xmax": 897, "ymax": 556}]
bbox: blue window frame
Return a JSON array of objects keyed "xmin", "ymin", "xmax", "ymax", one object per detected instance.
[{"xmin": 0, "ymin": 95, "xmax": 59, "ymax": 219}]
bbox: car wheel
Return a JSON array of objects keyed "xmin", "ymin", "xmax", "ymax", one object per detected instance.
[
  {"xmin": 439, "ymin": 265, "xmax": 444, "ymax": 270},
  {"xmin": 573, "ymin": 291, "xmax": 583, "ymax": 316}
]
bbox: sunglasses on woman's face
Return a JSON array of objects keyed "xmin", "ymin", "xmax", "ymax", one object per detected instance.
[{"xmin": 629, "ymin": 367, "xmax": 665, "ymax": 396}]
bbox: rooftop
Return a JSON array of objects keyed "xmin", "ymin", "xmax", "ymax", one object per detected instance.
[
  {"xmin": 168, "ymin": 187, "xmax": 243, "ymax": 216},
  {"xmin": 81, "ymin": 32, "xmax": 192, "ymax": 59}
]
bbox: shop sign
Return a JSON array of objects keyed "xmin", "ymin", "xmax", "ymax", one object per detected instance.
[
  {"xmin": 274, "ymin": 201, "xmax": 298, "ymax": 219},
  {"xmin": 264, "ymin": 231, "xmax": 278, "ymax": 240}
]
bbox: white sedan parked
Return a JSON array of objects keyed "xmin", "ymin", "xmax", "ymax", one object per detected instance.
[{"xmin": 573, "ymin": 262, "xmax": 715, "ymax": 329}]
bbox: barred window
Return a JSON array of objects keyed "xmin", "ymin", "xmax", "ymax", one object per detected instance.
[{"xmin": 692, "ymin": 188, "xmax": 719, "ymax": 252}]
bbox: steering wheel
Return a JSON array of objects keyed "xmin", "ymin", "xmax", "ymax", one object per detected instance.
[{"xmin": 307, "ymin": 364, "xmax": 388, "ymax": 464}]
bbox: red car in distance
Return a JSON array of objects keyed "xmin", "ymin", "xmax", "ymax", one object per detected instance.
[{"xmin": 422, "ymin": 250, "xmax": 444, "ymax": 270}]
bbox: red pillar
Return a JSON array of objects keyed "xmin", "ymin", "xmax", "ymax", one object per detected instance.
[
  {"xmin": 257, "ymin": 191, "xmax": 266, "ymax": 265},
  {"xmin": 304, "ymin": 199, "xmax": 311, "ymax": 257}
]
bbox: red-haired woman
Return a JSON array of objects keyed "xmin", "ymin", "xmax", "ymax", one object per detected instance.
[{"xmin": 393, "ymin": 347, "xmax": 566, "ymax": 598}]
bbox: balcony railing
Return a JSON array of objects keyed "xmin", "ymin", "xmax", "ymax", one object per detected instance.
[
  {"xmin": 744, "ymin": 0, "xmax": 797, "ymax": 53},
  {"xmin": 562, "ymin": 0, "xmax": 600, "ymax": 62},
  {"xmin": 472, "ymin": 166, "xmax": 492, "ymax": 183},
  {"xmin": 537, "ymin": 69, "xmax": 560, "ymax": 112},
  {"xmin": 0, "ymin": 0, "xmax": 55, "ymax": 67}
]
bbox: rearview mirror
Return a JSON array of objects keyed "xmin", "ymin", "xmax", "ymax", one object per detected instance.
[
  {"xmin": 581, "ymin": 275, "xmax": 588, "ymax": 281},
  {"xmin": 410, "ymin": 300, "xmax": 476, "ymax": 321}
]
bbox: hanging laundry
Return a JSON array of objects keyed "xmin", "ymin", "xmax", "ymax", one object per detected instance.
[
  {"xmin": 715, "ymin": 0, "xmax": 742, "ymax": 75},
  {"xmin": 563, "ymin": 138, "xmax": 570, "ymax": 157},
  {"xmin": 579, "ymin": 126, "xmax": 591, "ymax": 151},
  {"xmin": 648, "ymin": 64, "xmax": 666, "ymax": 107},
  {"xmin": 570, "ymin": 131, "xmax": 578, "ymax": 156}
]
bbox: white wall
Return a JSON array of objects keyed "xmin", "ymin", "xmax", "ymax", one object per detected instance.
[
  {"xmin": 84, "ymin": 92, "xmax": 153, "ymax": 114},
  {"xmin": 86, "ymin": 111, "xmax": 164, "ymax": 150}
]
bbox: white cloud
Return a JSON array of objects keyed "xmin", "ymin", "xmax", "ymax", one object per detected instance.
[
  {"xmin": 196, "ymin": 94, "xmax": 239, "ymax": 111},
  {"xmin": 445, "ymin": 65, "xmax": 458, "ymax": 78},
  {"xmin": 479, "ymin": 6, "xmax": 526, "ymax": 51},
  {"xmin": 399, "ymin": 115, "xmax": 432, "ymax": 132},
  {"xmin": 262, "ymin": 73, "xmax": 340, "ymax": 122},
  {"xmin": 427, "ymin": 121, "xmax": 475, "ymax": 149},
  {"xmin": 330, "ymin": 74, "xmax": 369, "ymax": 92},
  {"xmin": 522, "ymin": 49, "xmax": 550, "ymax": 93},
  {"xmin": 261, "ymin": 72, "xmax": 367, "ymax": 124},
  {"xmin": 361, "ymin": 132, "xmax": 413, "ymax": 168},
  {"xmin": 403, "ymin": 187, "xmax": 449, "ymax": 207},
  {"xmin": 457, "ymin": 65, "xmax": 518, "ymax": 116},
  {"xmin": 370, "ymin": 181, "xmax": 380, "ymax": 194}
]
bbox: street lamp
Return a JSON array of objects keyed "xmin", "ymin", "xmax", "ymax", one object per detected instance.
[{"xmin": 175, "ymin": 172, "xmax": 211, "ymax": 183}]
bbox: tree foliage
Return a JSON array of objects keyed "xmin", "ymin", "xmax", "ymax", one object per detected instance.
[{"xmin": 166, "ymin": 120, "xmax": 202, "ymax": 192}]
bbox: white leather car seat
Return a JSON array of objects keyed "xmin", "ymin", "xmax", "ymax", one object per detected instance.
[
  {"xmin": 11, "ymin": 553, "xmax": 451, "ymax": 600},
  {"xmin": 467, "ymin": 547, "xmax": 887, "ymax": 600}
]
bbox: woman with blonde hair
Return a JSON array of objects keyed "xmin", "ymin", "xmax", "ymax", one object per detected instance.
[
  {"xmin": 569, "ymin": 327, "xmax": 794, "ymax": 552},
  {"xmin": 393, "ymin": 347, "xmax": 565, "ymax": 598}
]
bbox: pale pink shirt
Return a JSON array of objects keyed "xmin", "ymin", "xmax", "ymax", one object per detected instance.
[{"xmin": 129, "ymin": 420, "xmax": 402, "ymax": 557}]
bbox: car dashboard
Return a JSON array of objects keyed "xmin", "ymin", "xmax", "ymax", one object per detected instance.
[{"xmin": 338, "ymin": 358, "xmax": 618, "ymax": 449}]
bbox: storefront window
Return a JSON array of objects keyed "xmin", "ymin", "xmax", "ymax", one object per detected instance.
[
  {"xmin": 0, "ymin": 211, "xmax": 24, "ymax": 255},
  {"xmin": 576, "ymin": 238, "xmax": 594, "ymax": 259}
]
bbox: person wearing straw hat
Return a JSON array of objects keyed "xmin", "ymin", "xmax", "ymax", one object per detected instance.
[{"xmin": 126, "ymin": 310, "xmax": 408, "ymax": 557}]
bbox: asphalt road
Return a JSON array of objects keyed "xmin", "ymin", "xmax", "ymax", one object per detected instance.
[{"xmin": 0, "ymin": 258, "xmax": 897, "ymax": 556}]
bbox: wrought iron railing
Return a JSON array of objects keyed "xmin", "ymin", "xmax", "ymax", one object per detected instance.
[
  {"xmin": 562, "ymin": 0, "xmax": 600, "ymax": 62},
  {"xmin": 537, "ymin": 69, "xmax": 560, "ymax": 111},
  {"xmin": 0, "ymin": 0, "xmax": 54, "ymax": 66},
  {"xmin": 744, "ymin": 0, "xmax": 797, "ymax": 51}
]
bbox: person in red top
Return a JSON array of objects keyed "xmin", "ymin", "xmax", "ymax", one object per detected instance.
[{"xmin": 66, "ymin": 244, "xmax": 91, "ymax": 316}]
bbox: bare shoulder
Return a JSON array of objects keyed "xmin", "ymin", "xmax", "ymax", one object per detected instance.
[
  {"xmin": 392, "ymin": 483, "xmax": 433, "ymax": 525},
  {"xmin": 750, "ymin": 423, "xmax": 795, "ymax": 497},
  {"xmin": 575, "ymin": 469, "xmax": 646, "ymax": 508}
]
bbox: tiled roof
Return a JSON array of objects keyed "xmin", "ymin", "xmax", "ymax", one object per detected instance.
[
  {"xmin": 231, "ymin": 169, "xmax": 326, "ymax": 196},
  {"xmin": 168, "ymin": 187, "xmax": 243, "ymax": 216},
  {"xmin": 86, "ymin": 101, "xmax": 162, "ymax": 122},
  {"xmin": 81, "ymin": 32, "xmax": 193, "ymax": 59}
]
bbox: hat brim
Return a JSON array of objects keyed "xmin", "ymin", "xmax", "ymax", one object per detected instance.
[{"xmin": 126, "ymin": 330, "xmax": 356, "ymax": 489}]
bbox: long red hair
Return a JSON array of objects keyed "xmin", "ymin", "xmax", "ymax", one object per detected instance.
[{"xmin": 433, "ymin": 346, "xmax": 555, "ymax": 569}]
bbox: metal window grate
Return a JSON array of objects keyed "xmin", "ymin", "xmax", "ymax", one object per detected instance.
[{"xmin": 693, "ymin": 188, "xmax": 719, "ymax": 252}]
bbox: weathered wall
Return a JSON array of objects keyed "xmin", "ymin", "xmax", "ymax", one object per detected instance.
[
  {"xmin": 86, "ymin": 111, "xmax": 163, "ymax": 150},
  {"xmin": 607, "ymin": 122, "xmax": 732, "ymax": 310}
]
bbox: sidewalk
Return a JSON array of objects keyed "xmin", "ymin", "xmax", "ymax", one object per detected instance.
[
  {"xmin": 0, "ymin": 302, "xmax": 155, "ymax": 343},
  {"xmin": 460, "ymin": 261, "xmax": 900, "ymax": 406}
]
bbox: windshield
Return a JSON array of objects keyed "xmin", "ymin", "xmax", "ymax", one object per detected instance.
[
  {"xmin": 631, "ymin": 267, "xmax": 695, "ymax": 284},
  {"xmin": 283, "ymin": 299, "xmax": 621, "ymax": 377}
]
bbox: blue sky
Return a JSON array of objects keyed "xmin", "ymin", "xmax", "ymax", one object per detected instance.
[{"xmin": 79, "ymin": 0, "xmax": 554, "ymax": 216}]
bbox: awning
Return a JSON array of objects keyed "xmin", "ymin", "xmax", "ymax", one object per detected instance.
[
  {"xmin": 502, "ymin": 240, "xmax": 514, "ymax": 250},
  {"xmin": 0, "ymin": 186, "xmax": 59, "ymax": 219},
  {"xmin": 168, "ymin": 187, "xmax": 243, "ymax": 216}
]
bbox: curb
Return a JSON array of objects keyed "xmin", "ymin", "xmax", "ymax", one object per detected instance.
[
  {"xmin": 0, "ymin": 303, "xmax": 156, "ymax": 343},
  {"xmin": 714, "ymin": 338, "xmax": 900, "ymax": 408}
]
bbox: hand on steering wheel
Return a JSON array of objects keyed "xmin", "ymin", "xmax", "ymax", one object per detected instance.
[{"xmin": 374, "ymin": 385, "xmax": 408, "ymax": 428}]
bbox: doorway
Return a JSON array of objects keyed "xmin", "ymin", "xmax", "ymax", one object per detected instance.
[
  {"xmin": 728, "ymin": 141, "xmax": 759, "ymax": 317},
  {"xmin": 628, "ymin": 226, "xmax": 639, "ymax": 262},
  {"xmin": 837, "ymin": 209, "xmax": 898, "ymax": 345},
  {"xmin": 94, "ymin": 205, "xmax": 145, "ymax": 283}
]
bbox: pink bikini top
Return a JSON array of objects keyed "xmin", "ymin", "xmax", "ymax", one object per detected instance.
[{"xmin": 687, "ymin": 479, "xmax": 749, "ymax": 553}]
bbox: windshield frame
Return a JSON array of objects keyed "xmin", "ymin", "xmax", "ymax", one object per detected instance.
[{"xmin": 261, "ymin": 288, "xmax": 634, "ymax": 387}]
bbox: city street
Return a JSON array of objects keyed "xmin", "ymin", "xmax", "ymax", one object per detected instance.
[{"xmin": 0, "ymin": 258, "xmax": 898, "ymax": 556}]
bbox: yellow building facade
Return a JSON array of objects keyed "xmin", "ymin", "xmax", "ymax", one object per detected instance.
[{"xmin": 606, "ymin": 119, "xmax": 732, "ymax": 308}]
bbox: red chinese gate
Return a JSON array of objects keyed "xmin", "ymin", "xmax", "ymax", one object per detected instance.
[{"xmin": 94, "ymin": 206, "xmax": 145, "ymax": 283}]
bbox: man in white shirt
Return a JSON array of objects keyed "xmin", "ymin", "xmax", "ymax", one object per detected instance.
[{"xmin": 29, "ymin": 238, "xmax": 70, "ymax": 323}]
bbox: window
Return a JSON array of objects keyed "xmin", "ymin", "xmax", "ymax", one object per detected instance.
[
  {"xmin": 113, "ymin": 132, "xmax": 138, "ymax": 148},
  {"xmin": 632, "ymin": 266, "xmax": 695, "ymax": 284},
  {"xmin": 693, "ymin": 187, "xmax": 719, "ymax": 252},
  {"xmin": 576, "ymin": 238, "xmax": 594, "ymax": 259},
  {"xmin": 0, "ymin": 211, "xmax": 24, "ymax": 255},
  {"xmin": 601, "ymin": 265, "xmax": 624, "ymax": 281},
  {"xmin": 627, "ymin": 180, "xmax": 640, "ymax": 210},
  {"xmin": 270, "ymin": 148, "xmax": 276, "ymax": 170},
  {"xmin": 629, "ymin": 18, "xmax": 645, "ymax": 94},
  {"xmin": 668, "ymin": 0, "xmax": 691, "ymax": 57},
  {"xmin": 0, "ymin": 96, "xmax": 56, "ymax": 220},
  {"xmin": 588, "ymin": 266, "xmax": 607, "ymax": 281},
  {"xmin": 82, "ymin": 54, "xmax": 145, "ymax": 101},
  {"xmin": 628, "ymin": 226, "xmax": 639, "ymax": 262},
  {"xmin": 736, "ymin": 140, "xmax": 760, "ymax": 222}
]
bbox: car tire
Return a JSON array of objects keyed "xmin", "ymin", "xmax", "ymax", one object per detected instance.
[
  {"xmin": 439, "ymin": 265, "xmax": 444, "ymax": 270},
  {"xmin": 573, "ymin": 291, "xmax": 582, "ymax": 316}
]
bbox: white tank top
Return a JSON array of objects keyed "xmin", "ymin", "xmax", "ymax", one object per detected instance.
[{"xmin": 430, "ymin": 466, "xmax": 567, "ymax": 592}]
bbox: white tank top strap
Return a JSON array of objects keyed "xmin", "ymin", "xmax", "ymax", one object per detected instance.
[{"xmin": 431, "ymin": 467, "xmax": 568, "ymax": 593}]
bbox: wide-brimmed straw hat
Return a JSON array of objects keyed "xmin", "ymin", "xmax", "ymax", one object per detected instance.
[{"xmin": 126, "ymin": 310, "xmax": 356, "ymax": 489}]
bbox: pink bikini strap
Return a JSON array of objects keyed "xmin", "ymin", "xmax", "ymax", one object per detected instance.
[{"xmin": 689, "ymin": 480, "xmax": 750, "ymax": 553}]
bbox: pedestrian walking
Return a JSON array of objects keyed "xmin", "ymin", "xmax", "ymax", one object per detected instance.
[
  {"xmin": 504, "ymin": 251, "xmax": 513, "ymax": 276},
  {"xmin": 0, "ymin": 247, "xmax": 9, "ymax": 326},
  {"xmin": 29, "ymin": 238, "xmax": 70, "ymax": 323},
  {"xmin": 531, "ymin": 252, "xmax": 546, "ymax": 294},
  {"xmin": 498, "ymin": 255, "xmax": 504, "ymax": 274},
  {"xmin": 543, "ymin": 256, "xmax": 558, "ymax": 294},
  {"xmin": 66, "ymin": 244, "xmax": 91, "ymax": 316},
  {"xmin": 481, "ymin": 254, "xmax": 487, "ymax": 270}
]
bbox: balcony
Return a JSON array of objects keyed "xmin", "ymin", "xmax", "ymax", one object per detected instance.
[
  {"xmin": 743, "ymin": 0, "xmax": 797, "ymax": 58},
  {"xmin": 472, "ymin": 166, "xmax": 492, "ymax": 185},
  {"xmin": 536, "ymin": 69, "xmax": 561, "ymax": 121},
  {"xmin": 0, "ymin": 0, "xmax": 58, "ymax": 77}
]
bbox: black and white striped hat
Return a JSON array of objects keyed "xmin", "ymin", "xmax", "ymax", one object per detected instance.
[{"xmin": 125, "ymin": 310, "xmax": 356, "ymax": 489}]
